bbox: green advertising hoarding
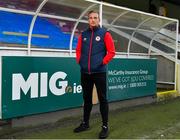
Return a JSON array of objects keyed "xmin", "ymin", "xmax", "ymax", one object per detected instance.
[
  {"xmin": 108, "ymin": 59, "xmax": 157, "ymax": 101},
  {"xmin": 2, "ymin": 56, "xmax": 157, "ymax": 119},
  {"xmin": 2, "ymin": 57, "xmax": 83, "ymax": 119}
]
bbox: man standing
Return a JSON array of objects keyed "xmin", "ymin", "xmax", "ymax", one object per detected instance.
[{"xmin": 74, "ymin": 10, "xmax": 115, "ymax": 139}]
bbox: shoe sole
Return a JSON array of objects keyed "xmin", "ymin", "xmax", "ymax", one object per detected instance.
[
  {"xmin": 99, "ymin": 132, "xmax": 109, "ymax": 139},
  {"xmin": 99, "ymin": 135, "xmax": 108, "ymax": 139},
  {"xmin": 73, "ymin": 127, "xmax": 90, "ymax": 133}
]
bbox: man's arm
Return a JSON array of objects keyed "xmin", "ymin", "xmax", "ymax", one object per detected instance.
[
  {"xmin": 103, "ymin": 32, "xmax": 115, "ymax": 65},
  {"xmin": 76, "ymin": 35, "xmax": 82, "ymax": 64}
]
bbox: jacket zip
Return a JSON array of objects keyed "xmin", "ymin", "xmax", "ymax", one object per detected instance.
[{"xmin": 88, "ymin": 28, "xmax": 94, "ymax": 74}]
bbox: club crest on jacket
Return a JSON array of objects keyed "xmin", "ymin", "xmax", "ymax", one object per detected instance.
[{"xmin": 96, "ymin": 36, "xmax": 101, "ymax": 41}]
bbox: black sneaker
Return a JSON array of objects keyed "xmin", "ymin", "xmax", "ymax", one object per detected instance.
[
  {"xmin": 73, "ymin": 122, "xmax": 89, "ymax": 133},
  {"xmin": 99, "ymin": 126, "xmax": 109, "ymax": 139}
]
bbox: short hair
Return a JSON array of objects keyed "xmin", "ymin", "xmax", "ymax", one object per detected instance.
[{"xmin": 88, "ymin": 10, "xmax": 99, "ymax": 18}]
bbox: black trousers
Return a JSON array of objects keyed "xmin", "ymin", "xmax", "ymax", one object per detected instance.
[{"xmin": 81, "ymin": 72, "xmax": 108, "ymax": 126}]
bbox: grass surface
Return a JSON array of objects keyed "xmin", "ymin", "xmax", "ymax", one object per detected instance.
[{"xmin": 2, "ymin": 98, "xmax": 180, "ymax": 139}]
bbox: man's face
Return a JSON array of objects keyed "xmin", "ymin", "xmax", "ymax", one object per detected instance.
[{"xmin": 88, "ymin": 12, "xmax": 100, "ymax": 28}]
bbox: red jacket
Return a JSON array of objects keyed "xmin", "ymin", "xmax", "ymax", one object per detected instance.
[{"xmin": 76, "ymin": 28, "xmax": 115, "ymax": 73}]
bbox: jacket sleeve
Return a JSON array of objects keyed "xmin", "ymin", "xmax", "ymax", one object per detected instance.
[
  {"xmin": 103, "ymin": 32, "xmax": 115, "ymax": 65},
  {"xmin": 76, "ymin": 35, "xmax": 82, "ymax": 64}
]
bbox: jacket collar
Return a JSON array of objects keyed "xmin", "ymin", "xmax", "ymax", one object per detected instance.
[{"xmin": 88, "ymin": 26, "xmax": 100, "ymax": 31}]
